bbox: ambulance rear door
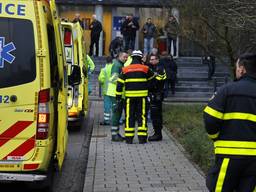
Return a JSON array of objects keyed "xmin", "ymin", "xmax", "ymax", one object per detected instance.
[
  {"xmin": 0, "ymin": 1, "xmax": 38, "ymax": 166},
  {"xmin": 49, "ymin": 0, "xmax": 68, "ymax": 169}
]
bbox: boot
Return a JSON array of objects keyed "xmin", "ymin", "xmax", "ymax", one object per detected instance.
[
  {"xmin": 112, "ymin": 134, "xmax": 125, "ymax": 142},
  {"xmin": 125, "ymin": 137, "xmax": 133, "ymax": 144},
  {"xmin": 148, "ymin": 131, "xmax": 162, "ymax": 141},
  {"xmin": 138, "ymin": 137, "xmax": 147, "ymax": 144}
]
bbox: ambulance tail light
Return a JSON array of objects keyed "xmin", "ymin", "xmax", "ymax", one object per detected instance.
[
  {"xmin": 36, "ymin": 89, "xmax": 50, "ymax": 140},
  {"xmin": 64, "ymin": 29, "xmax": 72, "ymax": 45}
]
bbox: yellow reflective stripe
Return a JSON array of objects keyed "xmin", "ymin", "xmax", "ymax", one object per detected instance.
[
  {"xmin": 204, "ymin": 106, "xmax": 224, "ymax": 119},
  {"xmin": 117, "ymin": 78, "xmax": 125, "ymax": 83},
  {"xmin": 125, "ymin": 78, "xmax": 147, "ymax": 83},
  {"xmin": 125, "ymin": 133, "xmax": 134, "ymax": 137},
  {"xmin": 156, "ymin": 76, "xmax": 163, "ymax": 80},
  {"xmin": 208, "ymin": 132, "xmax": 219, "ymax": 139},
  {"xmin": 125, "ymin": 127, "xmax": 135, "ymax": 131},
  {"xmin": 137, "ymin": 132, "xmax": 147, "ymax": 136},
  {"xmin": 125, "ymin": 90, "xmax": 148, "ymax": 97},
  {"xmin": 138, "ymin": 127, "xmax": 147, "ymax": 131},
  {"xmin": 156, "ymin": 74, "xmax": 167, "ymax": 80},
  {"xmin": 116, "ymin": 91, "xmax": 122, "ymax": 95},
  {"xmin": 215, "ymin": 158, "xmax": 229, "ymax": 192},
  {"xmin": 142, "ymin": 98, "xmax": 146, "ymax": 129},
  {"xmin": 223, "ymin": 112, "xmax": 256, "ymax": 122},
  {"xmin": 126, "ymin": 98, "xmax": 130, "ymax": 129},
  {"xmin": 215, "ymin": 148, "xmax": 256, "ymax": 156},
  {"xmin": 214, "ymin": 140, "xmax": 256, "ymax": 149}
]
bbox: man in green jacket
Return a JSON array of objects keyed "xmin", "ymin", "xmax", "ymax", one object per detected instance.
[
  {"xmin": 87, "ymin": 55, "xmax": 95, "ymax": 95},
  {"xmin": 106, "ymin": 51, "xmax": 128, "ymax": 141},
  {"xmin": 98, "ymin": 56, "xmax": 113, "ymax": 125}
]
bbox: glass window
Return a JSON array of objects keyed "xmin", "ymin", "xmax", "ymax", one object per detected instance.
[{"xmin": 0, "ymin": 18, "xmax": 36, "ymax": 88}]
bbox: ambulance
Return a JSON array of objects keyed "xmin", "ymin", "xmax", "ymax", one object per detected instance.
[
  {"xmin": 0, "ymin": 0, "xmax": 78, "ymax": 191},
  {"xmin": 61, "ymin": 21, "xmax": 89, "ymax": 126}
]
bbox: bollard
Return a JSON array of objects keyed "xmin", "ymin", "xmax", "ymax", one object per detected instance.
[
  {"xmin": 99, "ymin": 83, "xmax": 102, "ymax": 98},
  {"xmin": 224, "ymin": 76, "xmax": 228, "ymax": 84},
  {"xmin": 213, "ymin": 78, "xmax": 217, "ymax": 92}
]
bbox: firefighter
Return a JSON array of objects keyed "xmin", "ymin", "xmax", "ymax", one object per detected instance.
[
  {"xmin": 106, "ymin": 51, "xmax": 128, "ymax": 142},
  {"xmin": 204, "ymin": 53, "xmax": 256, "ymax": 191},
  {"xmin": 116, "ymin": 50, "xmax": 155, "ymax": 144},
  {"xmin": 98, "ymin": 56, "xmax": 113, "ymax": 125},
  {"xmin": 147, "ymin": 54, "xmax": 166, "ymax": 141}
]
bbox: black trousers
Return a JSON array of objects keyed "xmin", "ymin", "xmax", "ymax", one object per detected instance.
[
  {"xmin": 125, "ymin": 97, "xmax": 147, "ymax": 140},
  {"xmin": 206, "ymin": 156, "xmax": 256, "ymax": 192},
  {"xmin": 150, "ymin": 99, "xmax": 163, "ymax": 134},
  {"xmin": 89, "ymin": 35, "xmax": 100, "ymax": 56}
]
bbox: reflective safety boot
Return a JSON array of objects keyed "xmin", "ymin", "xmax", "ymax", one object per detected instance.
[
  {"xmin": 148, "ymin": 133, "xmax": 162, "ymax": 141},
  {"xmin": 112, "ymin": 134, "xmax": 125, "ymax": 142}
]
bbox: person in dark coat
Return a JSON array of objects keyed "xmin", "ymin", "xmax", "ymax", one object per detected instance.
[
  {"xmin": 72, "ymin": 13, "xmax": 84, "ymax": 29},
  {"xmin": 160, "ymin": 52, "xmax": 177, "ymax": 97},
  {"xmin": 121, "ymin": 14, "xmax": 139, "ymax": 51},
  {"xmin": 109, "ymin": 36, "xmax": 124, "ymax": 59},
  {"xmin": 89, "ymin": 14, "xmax": 102, "ymax": 56}
]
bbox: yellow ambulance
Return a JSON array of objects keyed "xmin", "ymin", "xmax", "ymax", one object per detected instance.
[
  {"xmin": 0, "ymin": 0, "xmax": 78, "ymax": 191},
  {"xmin": 61, "ymin": 21, "xmax": 89, "ymax": 126}
]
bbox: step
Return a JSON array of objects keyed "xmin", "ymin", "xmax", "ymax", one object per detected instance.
[
  {"xmin": 164, "ymin": 97, "xmax": 209, "ymax": 103},
  {"xmin": 175, "ymin": 86, "xmax": 213, "ymax": 92},
  {"xmin": 176, "ymin": 81, "xmax": 224, "ymax": 87}
]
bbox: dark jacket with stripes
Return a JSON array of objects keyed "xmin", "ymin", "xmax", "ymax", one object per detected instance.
[
  {"xmin": 203, "ymin": 75, "xmax": 256, "ymax": 157},
  {"xmin": 116, "ymin": 63, "xmax": 155, "ymax": 99},
  {"xmin": 148, "ymin": 63, "xmax": 166, "ymax": 101}
]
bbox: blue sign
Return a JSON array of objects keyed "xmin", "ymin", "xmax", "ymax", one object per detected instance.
[
  {"xmin": 0, "ymin": 37, "xmax": 16, "ymax": 69},
  {"xmin": 113, "ymin": 16, "xmax": 124, "ymax": 31}
]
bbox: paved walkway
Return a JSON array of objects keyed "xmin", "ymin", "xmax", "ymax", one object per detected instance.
[{"xmin": 83, "ymin": 101, "xmax": 208, "ymax": 192}]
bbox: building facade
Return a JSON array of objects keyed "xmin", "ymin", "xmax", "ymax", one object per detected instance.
[{"xmin": 56, "ymin": 0, "xmax": 202, "ymax": 56}]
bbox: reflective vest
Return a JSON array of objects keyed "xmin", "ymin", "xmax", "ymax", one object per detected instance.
[
  {"xmin": 204, "ymin": 75, "xmax": 256, "ymax": 156},
  {"xmin": 98, "ymin": 63, "xmax": 113, "ymax": 95},
  {"xmin": 106, "ymin": 59, "xmax": 123, "ymax": 97}
]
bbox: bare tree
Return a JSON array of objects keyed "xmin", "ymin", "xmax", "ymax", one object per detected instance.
[{"xmin": 160, "ymin": 0, "xmax": 256, "ymax": 69}]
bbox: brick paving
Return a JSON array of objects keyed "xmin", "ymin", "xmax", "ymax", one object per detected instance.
[{"xmin": 83, "ymin": 101, "xmax": 208, "ymax": 192}]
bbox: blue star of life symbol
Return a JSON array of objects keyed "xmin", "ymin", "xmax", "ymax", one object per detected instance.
[{"xmin": 0, "ymin": 37, "xmax": 16, "ymax": 69}]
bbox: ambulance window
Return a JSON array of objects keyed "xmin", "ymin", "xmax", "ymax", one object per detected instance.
[
  {"xmin": 0, "ymin": 18, "xmax": 36, "ymax": 88},
  {"xmin": 47, "ymin": 25, "xmax": 59, "ymax": 87}
]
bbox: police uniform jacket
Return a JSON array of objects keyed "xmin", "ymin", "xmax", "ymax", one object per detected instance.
[
  {"xmin": 148, "ymin": 63, "xmax": 166, "ymax": 101},
  {"xmin": 204, "ymin": 75, "xmax": 256, "ymax": 157}
]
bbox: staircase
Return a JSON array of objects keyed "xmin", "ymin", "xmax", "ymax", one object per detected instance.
[
  {"xmin": 89, "ymin": 56, "xmax": 231, "ymax": 103},
  {"xmin": 165, "ymin": 57, "xmax": 230, "ymax": 102}
]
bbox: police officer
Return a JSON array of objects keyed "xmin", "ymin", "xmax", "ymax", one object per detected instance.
[
  {"xmin": 106, "ymin": 51, "xmax": 128, "ymax": 142},
  {"xmin": 116, "ymin": 50, "xmax": 155, "ymax": 144},
  {"xmin": 204, "ymin": 53, "xmax": 256, "ymax": 191},
  {"xmin": 148, "ymin": 54, "xmax": 166, "ymax": 141}
]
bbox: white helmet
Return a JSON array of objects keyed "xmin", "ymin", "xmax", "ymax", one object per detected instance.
[{"xmin": 131, "ymin": 50, "xmax": 143, "ymax": 58}]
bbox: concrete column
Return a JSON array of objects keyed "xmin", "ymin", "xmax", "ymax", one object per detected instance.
[
  {"xmin": 172, "ymin": 8, "xmax": 180, "ymax": 58},
  {"xmin": 95, "ymin": 5, "xmax": 103, "ymax": 56},
  {"xmin": 111, "ymin": 7, "xmax": 117, "ymax": 40},
  {"xmin": 135, "ymin": 7, "xmax": 139, "ymax": 50}
]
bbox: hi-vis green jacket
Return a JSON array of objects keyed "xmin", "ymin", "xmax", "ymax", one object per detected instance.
[
  {"xmin": 203, "ymin": 75, "xmax": 256, "ymax": 157},
  {"xmin": 98, "ymin": 63, "xmax": 113, "ymax": 95}
]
